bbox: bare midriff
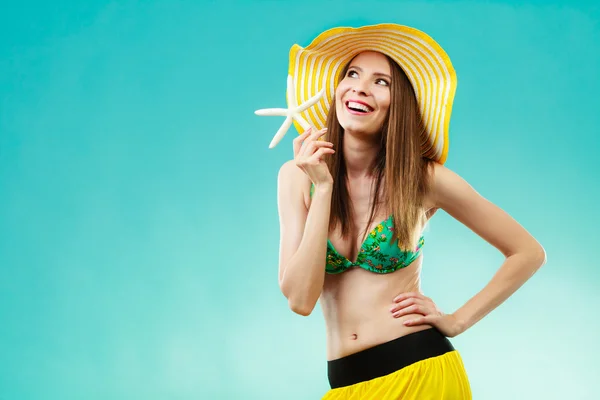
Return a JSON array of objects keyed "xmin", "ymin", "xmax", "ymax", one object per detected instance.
[{"xmin": 320, "ymin": 256, "xmax": 433, "ymax": 361}]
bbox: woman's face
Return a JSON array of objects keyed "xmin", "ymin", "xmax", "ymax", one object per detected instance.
[{"xmin": 335, "ymin": 51, "xmax": 392, "ymax": 136}]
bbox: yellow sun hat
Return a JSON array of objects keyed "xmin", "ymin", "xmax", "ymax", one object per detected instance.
[{"xmin": 287, "ymin": 23, "xmax": 457, "ymax": 164}]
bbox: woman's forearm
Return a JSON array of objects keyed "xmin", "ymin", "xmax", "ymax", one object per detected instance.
[{"xmin": 453, "ymin": 246, "xmax": 546, "ymax": 334}]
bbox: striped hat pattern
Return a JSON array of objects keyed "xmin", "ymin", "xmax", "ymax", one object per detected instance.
[{"xmin": 287, "ymin": 23, "xmax": 457, "ymax": 164}]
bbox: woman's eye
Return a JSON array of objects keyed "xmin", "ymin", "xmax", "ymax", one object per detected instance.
[
  {"xmin": 348, "ymin": 70, "xmax": 358, "ymax": 78},
  {"xmin": 376, "ymin": 79, "xmax": 390, "ymax": 86}
]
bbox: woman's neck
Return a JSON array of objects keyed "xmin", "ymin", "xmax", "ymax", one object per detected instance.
[{"xmin": 342, "ymin": 131, "xmax": 381, "ymax": 180}]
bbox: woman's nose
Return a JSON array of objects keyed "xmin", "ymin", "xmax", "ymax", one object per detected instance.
[{"xmin": 352, "ymin": 80, "xmax": 369, "ymax": 96}]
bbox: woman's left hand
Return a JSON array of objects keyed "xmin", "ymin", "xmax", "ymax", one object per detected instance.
[{"xmin": 390, "ymin": 292, "xmax": 464, "ymax": 338}]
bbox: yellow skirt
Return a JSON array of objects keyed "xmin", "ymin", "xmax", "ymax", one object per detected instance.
[{"xmin": 322, "ymin": 329, "xmax": 471, "ymax": 400}]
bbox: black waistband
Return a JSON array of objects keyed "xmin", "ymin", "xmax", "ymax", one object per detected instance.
[{"xmin": 327, "ymin": 328, "xmax": 455, "ymax": 389}]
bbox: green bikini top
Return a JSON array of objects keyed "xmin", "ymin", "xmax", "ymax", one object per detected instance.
[{"xmin": 310, "ymin": 184, "xmax": 424, "ymax": 274}]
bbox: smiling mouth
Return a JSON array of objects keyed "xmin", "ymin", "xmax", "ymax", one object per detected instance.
[{"xmin": 346, "ymin": 101, "xmax": 374, "ymax": 114}]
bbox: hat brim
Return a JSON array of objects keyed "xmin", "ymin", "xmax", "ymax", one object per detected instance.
[{"xmin": 287, "ymin": 23, "xmax": 457, "ymax": 164}]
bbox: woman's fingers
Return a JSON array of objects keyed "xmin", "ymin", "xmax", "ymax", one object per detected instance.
[
  {"xmin": 393, "ymin": 292, "xmax": 426, "ymax": 303},
  {"xmin": 392, "ymin": 304, "xmax": 428, "ymax": 319},
  {"xmin": 306, "ymin": 141, "xmax": 334, "ymax": 154},
  {"xmin": 310, "ymin": 147, "xmax": 335, "ymax": 162},
  {"xmin": 293, "ymin": 128, "xmax": 313, "ymax": 157},
  {"xmin": 296, "ymin": 143, "xmax": 334, "ymax": 167},
  {"xmin": 390, "ymin": 298, "xmax": 428, "ymax": 317},
  {"xmin": 291, "ymin": 127, "xmax": 333, "ymax": 185},
  {"xmin": 298, "ymin": 128, "xmax": 328, "ymax": 156},
  {"xmin": 390, "ymin": 297, "xmax": 422, "ymax": 313},
  {"xmin": 298, "ymin": 147, "xmax": 335, "ymax": 167}
]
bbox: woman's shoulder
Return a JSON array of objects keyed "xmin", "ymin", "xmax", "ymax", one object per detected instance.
[
  {"xmin": 426, "ymin": 161, "xmax": 477, "ymax": 209},
  {"xmin": 278, "ymin": 159, "xmax": 311, "ymax": 183},
  {"xmin": 427, "ymin": 160, "xmax": 450, "ymax": 180},
  {"xmin": 278, "ymin": 159, "xmax": 302, "ymax": 176}
]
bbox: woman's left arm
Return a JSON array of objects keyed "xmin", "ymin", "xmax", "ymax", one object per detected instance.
[{"xmin": 395, "ymin": 163, "xmax": 547, "ymax": 336}]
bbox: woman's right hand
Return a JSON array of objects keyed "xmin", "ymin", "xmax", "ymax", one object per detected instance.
[{"xmin": 293, "ymin": 127, "xmax": 335, "ymax": 185}]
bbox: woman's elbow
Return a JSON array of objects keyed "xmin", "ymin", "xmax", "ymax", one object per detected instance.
[
  {"xmin": 279, "ymin": 280, "xmax": 316, "ymax": 316},
  {"xmin": 533, "ymin": 243, "xmax": 547, "ymax": 268},
  {"xmin": 288, "ymin": 298, "xmax": 316, "ymax": 316},
  {"xmin": 520, "ymin": 241, "xmax": 547, "ymax": 270}
]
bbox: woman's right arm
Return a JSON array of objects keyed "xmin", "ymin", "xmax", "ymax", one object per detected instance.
[{"xmin": 276, "ymin": 128, "xmax": 334, "ymax": 316}]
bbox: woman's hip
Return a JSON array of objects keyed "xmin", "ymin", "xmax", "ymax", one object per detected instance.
[{"xmin": 323, "ymin": 328, "xmax": 471, "ymax": 400}]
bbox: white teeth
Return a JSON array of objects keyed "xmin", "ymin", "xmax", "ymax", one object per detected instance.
[{"xmin": 347, "ymin": 101, "xmax": 373, "ymax": 112}]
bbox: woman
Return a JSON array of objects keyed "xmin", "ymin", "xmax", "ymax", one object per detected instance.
[{"xmin": 274, "ymin": 24, "xmax": 546, "ymax": 399}]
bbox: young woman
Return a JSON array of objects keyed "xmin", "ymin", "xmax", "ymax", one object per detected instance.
[{"xmin": 273, "ymin": 24, "xmax": 546, "ymax": 399}]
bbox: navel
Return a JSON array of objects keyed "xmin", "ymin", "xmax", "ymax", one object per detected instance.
[{"xmin": 350, "ymin": 333, "xmax": 358, "ymax": 340}]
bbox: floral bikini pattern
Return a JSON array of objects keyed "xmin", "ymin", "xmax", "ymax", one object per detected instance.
[
  {"xmin": 310, "ymin": 184, "xmax": 424, "ymax": 274},
  {"xmin": 325, "ymin": 218, "xmax": 425, "ymax": 274}
]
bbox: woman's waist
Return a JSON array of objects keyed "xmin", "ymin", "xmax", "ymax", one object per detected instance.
[
  {"xmin": 320, "ymin": 278, "xmax": 427, "ymax": 359},
  {"xmin": 327, "ymin": 328, "xmax": 456, "ymax": 389},
  {"xmin": 323, "ymin": 310, "xmax": 433, "ymax": 360}
]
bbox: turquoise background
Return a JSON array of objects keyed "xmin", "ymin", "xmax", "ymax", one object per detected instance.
[{"xmin": 1, "ymin": 0, "xmax": 598, "ymax": 399}]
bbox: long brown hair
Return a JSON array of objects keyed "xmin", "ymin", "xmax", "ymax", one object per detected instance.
[{"xmin": 324, "ymin": 53, "xmax": 434, "ymax": 251}]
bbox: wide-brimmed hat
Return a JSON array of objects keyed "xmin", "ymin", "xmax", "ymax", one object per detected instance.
[{"xmin": 285, "ymin": 23, "xmax": 457, "ymax": 164}]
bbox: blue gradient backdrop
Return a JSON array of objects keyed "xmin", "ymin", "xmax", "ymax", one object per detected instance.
[{"xmin": 1, "ymin": 0, "xmax": 598, "ymax": 399}]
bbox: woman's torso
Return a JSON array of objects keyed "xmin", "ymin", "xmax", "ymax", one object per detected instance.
[{"xmin": 306, "ymin": 177, "xmax": 435, "ymax": 361}]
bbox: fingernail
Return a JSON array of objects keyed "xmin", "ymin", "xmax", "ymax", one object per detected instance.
[{"xmin": 404, "ymin": 320, "xmax": 411, "ymax": 325}]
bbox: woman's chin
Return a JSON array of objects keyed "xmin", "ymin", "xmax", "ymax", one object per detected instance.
[{"xmin": 340, "ymin": 122, "xmax": 382, "ymax": 138}]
